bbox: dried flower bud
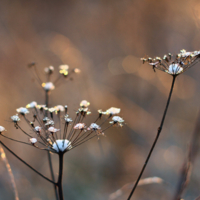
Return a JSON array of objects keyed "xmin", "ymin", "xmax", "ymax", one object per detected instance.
[{"xmin": 42, "ymin": 82, "xmax": 55, "ymax": 91}]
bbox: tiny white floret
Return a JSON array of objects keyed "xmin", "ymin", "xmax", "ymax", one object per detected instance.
[
  {"xmin": 103, "ymin": 107, "xmax": 121, "ymax": 115},
  {"xmin": 26, "ymin": 101, "xmax": 37, "ymax": 108},
  {"xmin": 16, "ymin": 107, "xmax": 29, "ymax": 115},
  {"xmin": 30, "ymin": 138, "xmax": 37, "ymax": 144},
  {"xmin": 35, "ymin": 126, "xmax": 42, "ymax": 132},
  {"xmin": 80, "ymin": 100, "xmax": 90, "ymax": 108},
  {"xmin": 11, "ymin": 114, "xmax": 20, "ymax": 123},
  {"xmin": 74, "ymin": 123, "xmax": 86, "ymax": 130},
  {"xmin": 48, "ymin": 127, "xmax": 60, "ymax": 133}
]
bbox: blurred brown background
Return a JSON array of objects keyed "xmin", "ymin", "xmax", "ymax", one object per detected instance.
[{"xmin": 0, "ymin": 0, "xmax": 200, "ymax": 199}]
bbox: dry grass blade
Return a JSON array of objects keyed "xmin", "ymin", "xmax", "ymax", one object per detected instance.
[
  {"xmin": 195, "ymin": 196, "xmax": 200, "ymax": 200},
  {"xmin": 173, "ymin": 110, "xmax": 200, "ymax": 200},
  {"xmin": 109, "ymin": 177, "xmax": 165, "ymax": 200},
  {"xmin": 0, "ymin": 145, "xmax": 19, "ymax": 200}
]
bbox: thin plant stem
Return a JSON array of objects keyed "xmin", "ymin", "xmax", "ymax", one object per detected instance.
[
  {"xmin": 45, "ymin": 90, "xmax": 59, "ymax": 200},
  {"xmin": 57, "ymin": 152, "xmax": 64, "ymax": 200},
  {"xmin": 127, "ymin": 75, "xmax": 177, "ymax": 200},
  {"xmin": 0, "ymin": 141, "xmax": 55, "ymax": 184}
]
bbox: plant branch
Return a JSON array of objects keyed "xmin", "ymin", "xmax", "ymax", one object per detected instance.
[{"xmin": 0, "ymin": 141, "xmax": 55, "ymax": 184}]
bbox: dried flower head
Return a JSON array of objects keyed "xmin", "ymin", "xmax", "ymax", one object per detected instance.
[
  {"xmin": 30, "ymin": 138, "xmax": 37, "ymax": 144},
  {"xmin": 102, "ymin": 107, "xmax": 121, "ymax": 115},
  {"xmin": 26, "ymin": 101, "xmax": 37, "ymax": 108},
  {"xmin": 141, "ymin": 49, "xmax": 200, "ymax": 75},
  {"xmin": 110, "ymin": 116, "xmax": 124, "ymax": 127},
  {"xmin": 42, "ymin": 82, "xmax": 55, "ymax": 91},
  {"xmin": 11, "ymin": 114, "xmax": 20, "ymax": 123},
  {"xmin": 16, "ymin": 107, "xmax": 29, "ymax": 115},
  {"xmin": 6, "ymin": 100, "xmax": 124, "ymax": 154}
]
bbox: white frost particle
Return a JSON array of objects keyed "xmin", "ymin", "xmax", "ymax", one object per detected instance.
[
  {"xmin": 168, "ymin": 64, "xmax": 183, "ymax": 75},
  {"xmin": 30, "ymin": 138, "xmax": 37, "ymax": 144},
  {"xmin": 16, "ymin": 107, "xmax": 29, "ymax": 115},
  {"xmin": 52, "ymin": 139, "xmax": 71, "ymax": 152},
  {"xmin": 42, "ymin": 82, "xmax": 55, "ymax": 91}
]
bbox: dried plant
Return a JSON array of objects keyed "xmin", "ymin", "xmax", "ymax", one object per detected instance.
[
  {"xmin": 0, "ymin": 64, "xmax": 124, "ymax": 200},
  {"xmin": 127, "ymin": 50, "xmax": 200, "ymax": 200}
]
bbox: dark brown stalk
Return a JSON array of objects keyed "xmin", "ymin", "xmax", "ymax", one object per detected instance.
[{"xmin": 127, "ymin": 75, "xmax": 176, "ymax": 200}]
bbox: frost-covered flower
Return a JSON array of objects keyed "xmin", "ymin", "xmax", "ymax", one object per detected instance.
[
  {"xmin": 87, "ymin": 123, "xmax": 101, "ymax": 131},
  {"xmin": 26, "ymin": 101, "xmax": 37, "ymax": 108},
  {"xmin": 74, "ymin": 123, "xmax": 86, "ymax": 130},
  {"xmin": 48, "ymin": 127, "xmax": 60, "ymax": 133},
  {"xmin": 0, "ymin": 126, "xmax": 5, "ymax": 133},
  {"xmin": 54, "ymin": 105, "xmax": 65, "ymax": 113},
  {"xmin": 42, "ymin": 82, "xmax": 55, "ymax": 91},
  {"xmin": 52, "ymin": 139, "xmax": 71, "ymax": 152},
  {"xmin": 141, "ymin": 49, "xmax": 200, "ymax": 75},
  {"xmin": 34, "ymin": 126, "xmax": 42, "ymax": 133},
  {"xmin": 80, "ymin": 100, "xmax": 90, "ymax": 108},
  {"xmin": 11, "ymin": 114, "xmax": 20, "ymax": 123},
  {"xmin": 110, "ymin": 116, "xmax": 124, "ymax": 127},
  {"xmin": 7, "ymin": 100, "xmax": 123, "ymax": 154},
  {"xmin": 16, "ymin": 107, "xmax": 29, "ymax": 115},
  {"xmin": 102, "ymin": 107, "xmax": 121, "ymax": 115},
  {"xmin": 30, "ymin": 138, "xmax": 37, "ymax": 144}
]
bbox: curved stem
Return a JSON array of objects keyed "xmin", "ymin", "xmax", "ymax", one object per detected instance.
[
  {"xmin": 57, "ymin": 153, "xmax": 64, "ymax": 200},
  {"xmin": 127, "ymin": 75, "xmax": 177, "ymax": 200},
  {"xmin": 0, "ymin": 141, "xmax": 55, "ymax": 184}
]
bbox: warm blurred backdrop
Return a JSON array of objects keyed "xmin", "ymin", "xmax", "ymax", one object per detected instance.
[{"xmin": 0, "ymin": 0, "xmax": 200, "ymax": 199}]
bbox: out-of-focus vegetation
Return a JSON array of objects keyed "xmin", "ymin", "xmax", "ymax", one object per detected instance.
[{"xmin": 1, "ymin": 0, "xmax": 200, "ymax": 199}]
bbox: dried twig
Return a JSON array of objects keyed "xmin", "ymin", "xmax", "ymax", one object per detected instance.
[
  {"xmin": 0, "ymin": 145, "xmax": 19, "ymax": 200},
  {"xmin": 109, "ymin": 177, "xmax": 166, "ymax": 200},
  {"xmin": 173, "ymin": 110, "xmax": 200, "ymax": 200}
]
